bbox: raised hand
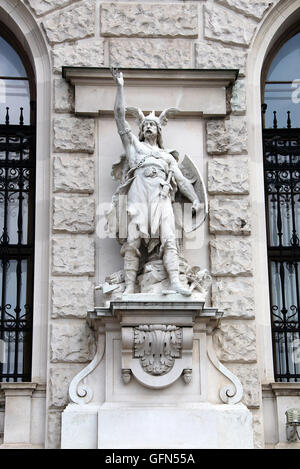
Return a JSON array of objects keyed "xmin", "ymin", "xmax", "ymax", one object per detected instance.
[{"xmin": 111, "ymin": 67, "xmax": 124, "ymax": 87}]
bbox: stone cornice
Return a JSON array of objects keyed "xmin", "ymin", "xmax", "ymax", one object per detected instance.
[
  {"xmin": 62, "ymin": 67, "xmax": 238, "ymax": 86},
  {"xmin": 262, "ymin": 382, "xmax": 300, "ymax": 397},
  {"xmin": 0, "ymin": 382, "xmax": 37, "ymax": 397},
  {"xmin": 62, "ymin": 67, "xmax": 238, "ymax": 117}
]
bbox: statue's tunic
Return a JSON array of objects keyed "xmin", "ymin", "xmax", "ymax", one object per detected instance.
[{"xmin": 118, "ymin": 148, "xmax": 178, "ymax": 251}]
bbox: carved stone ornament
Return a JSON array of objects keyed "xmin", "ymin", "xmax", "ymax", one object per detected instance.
[
  {"xmin": 66, "ymin": 298, "xmax": 244, "ymax": 400},
  {"xmin": 182, "ymin": 368, "xmax": 192, "ymax": 384},
  {"xmin": 121, "ymin": 315, "xmax": 193, "ymax": 389},
  {"xmin": 134, "ymin": 325, "xmax": 182, "ymax": 376},
  {"xmin": 206, "ymin": 328, "xmax": 243, "ymax": 404},
  {"xmin": 68, "ymin": 326, "xmax": 105, "ymax": 405}
]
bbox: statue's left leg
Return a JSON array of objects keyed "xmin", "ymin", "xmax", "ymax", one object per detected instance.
[
  {"xmin": 122, "ymin": 240, "xmax": 141, "ymax": 294},
  {"xmin": 163, "ymin": 239, "xmax": 191, "ymax": 296},
  {"xmin": 121, "ymin": 222, "xmax": 141, "ymax": 294},
  {"xmin": 159, "ymin": 199, "xmax": 191, "ymax": 296}
]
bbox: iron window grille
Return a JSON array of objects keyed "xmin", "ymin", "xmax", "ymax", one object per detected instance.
[
  {"xmin": 0, "ymin": 107, "xmax": 35, "ymax": 382},
  {"xmin": 262, "ymin": 107, "xmax": 300, "ymax": 382}
]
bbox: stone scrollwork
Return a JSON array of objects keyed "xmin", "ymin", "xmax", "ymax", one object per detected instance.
[
  {"xmin": 68, "ymin": 327, "xmax": 105, "ymax": 405},
  {"xmin": 206, "ymin": 333, "xmax": 243, "ymax": 405},
  {"xmin": 134, "ymin": 325, "xmax": 182, "ymax": 376}
]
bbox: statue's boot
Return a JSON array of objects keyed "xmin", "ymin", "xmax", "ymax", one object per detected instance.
[
  {"xmin": 163, "ymin": 240, "xmax": 191, "ymax": 296},
  {"xmin": 122, "ymin": 247, "xmax": 139, "ymax": 295},
  {"xmin": 168, "ymin": 270, "xmax": 192, "ymax": 296}
]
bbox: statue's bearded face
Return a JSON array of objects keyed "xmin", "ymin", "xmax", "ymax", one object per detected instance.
[{"xmin": 142, "ymin": 120, "xmax": 158, "ymax": 139}]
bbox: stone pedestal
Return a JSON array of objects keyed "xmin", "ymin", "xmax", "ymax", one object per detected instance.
[
  {"xmin": 61, "ymin": 295, "xmax": 254, "ymax": 449},
  {"xmin": 0, "ymin": 382, "xmax": 44, "ymax": 447},
  {"xmin": 97, "ymin": 402, "xmax": 252, "ymax": 449}
]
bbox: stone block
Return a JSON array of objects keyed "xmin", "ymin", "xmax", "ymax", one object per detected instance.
[
  {"xmin": 42, "ymin": 0, "xmax": 95, "ymax": 44},
  {"xmin": 54, "ymin": 77, "xmax": 74, "ymax": 113},
  {"xmin": 47, "ymin": 410, "xmax": 62, "ymax": 449},
  {"xmin": 209, "ymin": 197, "xmax": 251, "ymax": 234},
  {"xmin": 207, "ymin": 157, "xmax": 249, "ymax": 195},
  {"xmin": 51, "ymin": 277, "xmax": 94, "ymax": 319},
  {"xmin": 206, "ymin": 116, "xmax": 248, "ymax": 154},
  {"xmin": 52, "ymin": 40, "xmax": 104, "ymax": 73},
  {"xmin": 48, "ymin": 365, "xmax": 84, "ymax": 407},
  {"xmin": 52, "ymin": 235, "xmax": 95, "ymax": 276},
  {"xmin": 97, "ymin": 403, "xmax": 254, "ymax": 449},
  {"xmin": 206, "ymin": 120, "xmax": 229, "ymax": 154},
  {"xmin": 101, "ymin": 2, "xmax": 198, "ymax": 37},
  {"xmin": 195, "ymin": 41, "xmax": 247, "ymax": 76},
  {"xmin": 231, "ymin": 79, "xmax": 246, "ymax": 114},
  {"xmin": 25, "ymin": 0, "xmax": 78, "ymax": 16},
  {"xmin": 53, "ymin": 116, "xmax": 95, "ymax": 153},
  {"xmin": 210, "ymin": 237, "xmax": 252, "ymax": 276},
  {"xmin": 213, "ymin": 319, "xmax": 257, "ymax": 362},
  {"xmin": 109, "ymin": 38, "xmax": 192, "ymax": 69},
  {"xmin": 53, "ymin": 195, "xmax": 95, "ymax": 233},
  {"xmin": 227, "ymin": 364, "xmax": 260, "ymax": 407},
  {"xmin": 204, "ymin": 4, "xmax": 256, "ymax": 47},
  {"xmin": 50, "ymin": 321, "xmax": 95, "ymax": 363},
  {"xmin": 216, "ymin": 0, "xmax": 273, "ymax": 20},
  {"xmin": 251, "ymin": 408, "xmax": 265, "ymax": 449},
  {"xmin": 61, "ymin": 405, "xmax": 98, "ymax": 449},
  {"xmin": 53, "ymin": 155, "xmax": 94, "ymax": 194},
  {"xmin": 211, "ymin": 277, "xmax": 255, "ymax": 318}
]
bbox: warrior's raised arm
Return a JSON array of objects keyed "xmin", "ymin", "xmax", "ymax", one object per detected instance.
[{"xmin": 111, "ymin": 68, "xmax": 133, "ymax": 151}]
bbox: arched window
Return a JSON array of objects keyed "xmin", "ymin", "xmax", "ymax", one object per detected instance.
[
  {"xmin": 262, "ymin": 31, "xmax": 300, "ymax": 382},
  {"xmin": 264, "ymin": 31, "xmax": 300, "ymax": 129},
  {"xmin": 0, "ymin": 25, "xmax": 36, "ymax": 382}
]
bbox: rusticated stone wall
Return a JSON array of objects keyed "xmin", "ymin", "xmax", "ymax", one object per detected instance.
[{"xmin": 21, "ymin": 0, "xmax": 282, "ymax": 448}]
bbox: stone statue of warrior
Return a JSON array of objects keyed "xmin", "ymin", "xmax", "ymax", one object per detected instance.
[{"xmin": 110, "ymin": 69, "xmax": 203, "ymax": 296}]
